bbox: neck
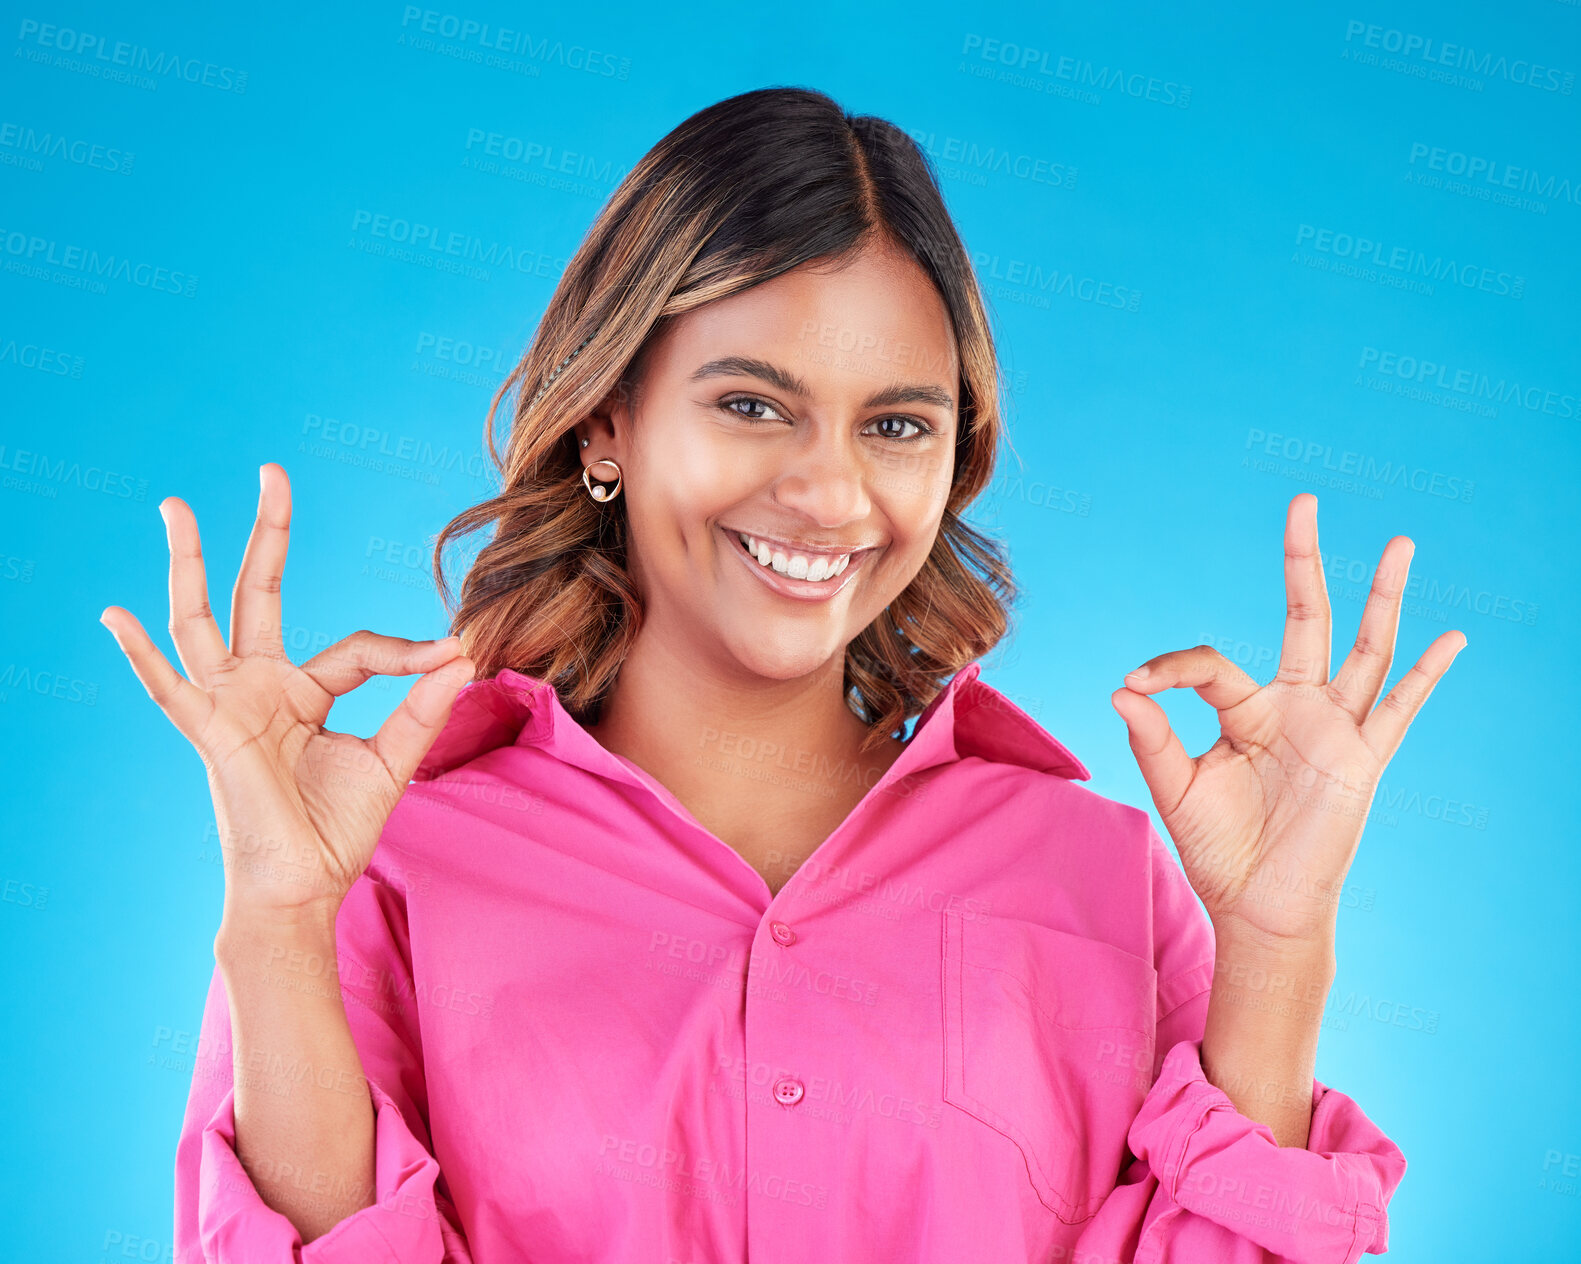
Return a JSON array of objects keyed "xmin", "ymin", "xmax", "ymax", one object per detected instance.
[
  {"xmin": 587, "ymin": 631, "xmax": 890, "ymax": 774},
  {"xmin": 581, "ymin": 629, "xmax": 910, "ymax": 894}
]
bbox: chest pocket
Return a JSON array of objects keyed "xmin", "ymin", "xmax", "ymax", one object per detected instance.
[{"xmin": 941, "ymin": 907, "xmax": 1158, "ymax": 1224}]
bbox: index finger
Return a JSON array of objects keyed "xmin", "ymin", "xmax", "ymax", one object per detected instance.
[
  {"xmin": 1277, "ymin": 493, "xmax": 1332, "ymax": 687},
  {"xmin": 230, "ymin": 463, "xmax": 292, "ymax": 662}
]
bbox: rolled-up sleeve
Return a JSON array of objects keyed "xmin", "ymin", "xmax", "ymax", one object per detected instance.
[
  {"xmin": 1123, "ymin": 1035, "xmax": 1405, "ymax": 1262},
  {"xmin": 193, "ymin": 1075, "xmax": 449, "ymax": 1262},
  {"xmin": 1075, "ymin": 818, "xmax": 1407, "ymax": 1263},
  {"xmin": 173, "ymin": 868, "xmax": 473, "ymax": 1263}
]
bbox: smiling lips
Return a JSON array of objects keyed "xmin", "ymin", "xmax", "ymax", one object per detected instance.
[
  {"xmin": 721, "ymin": 526, "xmax": 878, "ymax": 599},
  {"xmin": 736, "ymin": 531, "xmax": 856, "ymax": 581}
]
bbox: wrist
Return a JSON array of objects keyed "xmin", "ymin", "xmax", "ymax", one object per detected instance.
[
  {"xmin": 1214, "ymin": 907, "xmax": 1335, "ymax": 955},
  {"xmin": 1213, "ymin": 913, "xmax": 1337, "ymax": 981},
  {"xmin": 215, "ymin": 901, "xmax": 341, "ymax": 970}
]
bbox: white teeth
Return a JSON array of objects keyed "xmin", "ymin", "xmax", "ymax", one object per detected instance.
[{"xmin": 737, "ymin": 532, "xmax": 852, "ymax": 582}]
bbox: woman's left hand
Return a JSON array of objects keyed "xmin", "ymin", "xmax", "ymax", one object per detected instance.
[{"xmin": 1111, "ymin": 492, "xmax": 1467, "ymax": 950}]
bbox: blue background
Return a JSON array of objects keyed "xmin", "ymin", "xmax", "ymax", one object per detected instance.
[{"xmin": 3, "ymin": 1, "xmax": 1577, "ymax": 1259}]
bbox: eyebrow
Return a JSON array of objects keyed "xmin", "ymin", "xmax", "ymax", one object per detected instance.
[{"xmin": 688, "ymin": 355, "xmax": 955, "ymax": 412}]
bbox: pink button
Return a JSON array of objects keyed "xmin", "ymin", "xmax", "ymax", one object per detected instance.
[
  {"xmin": 769, "ymin": 920, "xmax": 797, "ymax": 946},
  {"xmin": 773, "ymin": 1076, "xmax": 805, "ymax": 1106}
]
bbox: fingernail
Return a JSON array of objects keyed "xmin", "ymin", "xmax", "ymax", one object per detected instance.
[{"xmin": 1125, "ymin": 666, "xmax": 1150, "ymax": 681}]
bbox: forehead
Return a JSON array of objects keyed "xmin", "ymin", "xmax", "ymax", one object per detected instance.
[{"xmin": 652, "ymin": 243, "xmax": 959, "ymax": 392}]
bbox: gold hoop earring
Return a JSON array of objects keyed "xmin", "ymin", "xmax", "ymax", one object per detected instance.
[{"xmin": 582, "ymin": 458, "xmax": 623, "ymax": 502}]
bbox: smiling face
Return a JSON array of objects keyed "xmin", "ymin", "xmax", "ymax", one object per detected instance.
[{"xmin": 580, "ymin": 236, "xmax": 960, "ymax": 686}]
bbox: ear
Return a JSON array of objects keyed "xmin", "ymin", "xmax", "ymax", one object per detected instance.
[{"xmin": 578, "ymin": 381, "xmax": 634, "ymax": 463}]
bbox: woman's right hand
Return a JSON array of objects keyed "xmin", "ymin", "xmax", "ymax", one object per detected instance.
[{"xmin": 100, "ymin": 462, "xmax": 474, "ymax": 928}]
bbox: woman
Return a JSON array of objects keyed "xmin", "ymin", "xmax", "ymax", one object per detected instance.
[{"xmin": 104, "ymin": 87, "xmax": 1460, "ymax": 1262}]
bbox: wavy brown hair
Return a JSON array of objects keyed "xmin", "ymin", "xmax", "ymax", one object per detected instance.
[{"xmin": 432, "ymin": 86, "xmax": 1017, "ymax": 752}]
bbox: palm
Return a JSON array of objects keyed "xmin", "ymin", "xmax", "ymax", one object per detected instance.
[
  {"xmin": 1112, "ymin": 494, "xmax": 1466, "ymax": 946},
  {"xmin": 194, "ymin": 654, "xmax": 409, "ymax": 904},
  {"xmin": 1151, "ymin": 679, "xmax": 1385, "ymax": 940}
]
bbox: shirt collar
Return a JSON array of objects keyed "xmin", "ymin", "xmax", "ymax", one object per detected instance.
[{"xmin": 413, "ymin": 658, "xmax": 1090, "ymax": 787}]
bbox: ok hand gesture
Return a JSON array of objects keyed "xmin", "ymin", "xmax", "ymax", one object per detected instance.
[
  {"xmin": 1111, "ymin": 493, "xmax": 1466, "ymax": 949},
  {"xmin": 100, "ymin": 463, "xmax": 474, "ymax": 928}
]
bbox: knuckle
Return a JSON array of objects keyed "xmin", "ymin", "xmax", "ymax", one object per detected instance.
[{"xmin": 1351, "ymin": 634, "xmax": 1388, "ymax": 660}]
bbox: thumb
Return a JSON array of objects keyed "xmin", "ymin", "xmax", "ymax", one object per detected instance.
[
  {"xmin": 1110, "ymin": 685, "xmax": 1194, "ymax": 817},
  {"xmin": 370, "ymin": 655, "xmax": 476, "ymax": 787}
]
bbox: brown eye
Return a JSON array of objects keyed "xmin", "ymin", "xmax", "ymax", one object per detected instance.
[
  {"xmin": 864, "ymin": 415, "xmax": 931, "ymax": 442},
  {"xmin": 721, "ymin": 395, "xmax": 786, "ymax": 423}
]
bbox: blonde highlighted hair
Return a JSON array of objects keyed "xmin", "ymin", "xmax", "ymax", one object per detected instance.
[{"xmin": 432, "ymin": 87, "xmax": 1017, "ymax": 752}]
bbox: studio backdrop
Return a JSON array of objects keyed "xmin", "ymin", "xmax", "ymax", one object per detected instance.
[{"xmin": 2, "ymin": 2, "xmax": 1576, "ymax": 1260}]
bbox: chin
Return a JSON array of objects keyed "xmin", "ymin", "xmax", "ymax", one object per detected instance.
[{"xmin": 720, "ymin": 626, "xmax": 847, "ymax": 684}]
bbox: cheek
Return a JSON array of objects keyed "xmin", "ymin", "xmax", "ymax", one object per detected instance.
[
  {"xmin": 628, "ymin": 431, "xmax": 758, "ymax": 549},
  {"xmin": 877, "ymin": 455, "xmax": 951, "ymax": 532},
  {"xmin": 870, "ymin": 443, "xmax": 952, "ymax": 508}
]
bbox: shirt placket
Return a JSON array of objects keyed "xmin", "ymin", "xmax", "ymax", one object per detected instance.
[
  {"xmin": 734, "ymin": 715, "xmax": 967, "ymax": 1261},
  {"xmin": 523, "ymin": 670, "xmax": 971, "ymax": 1259}
]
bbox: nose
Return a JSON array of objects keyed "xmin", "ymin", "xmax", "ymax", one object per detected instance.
[{"xmin": 770, "ymin": 428, "xmax": 873, "ymax": 528}]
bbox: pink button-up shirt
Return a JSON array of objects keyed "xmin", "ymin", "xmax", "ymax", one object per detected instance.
[{"xmin": 174, "ymin": 660, "xmax": 1406, "ymax": 1262}]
